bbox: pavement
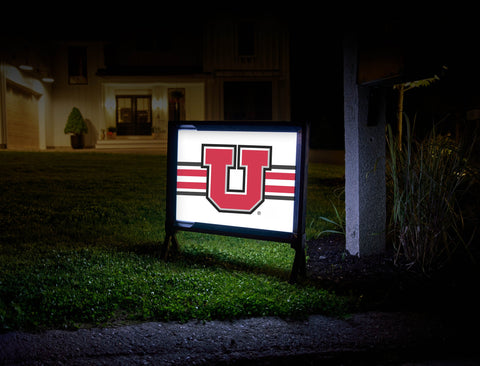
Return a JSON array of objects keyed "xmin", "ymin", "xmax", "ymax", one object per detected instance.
[{"xmin": 1, "ymin": 311, "xmax": 480, "ymax": 365}]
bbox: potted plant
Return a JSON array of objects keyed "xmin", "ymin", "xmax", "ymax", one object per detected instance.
[
  {"xmin": 107, "ymin": 126, "xmax": 117, "ymax": 139},
  {"xmin": 64, "ymin": 107, "xmax": 88, "ymax": 149}
]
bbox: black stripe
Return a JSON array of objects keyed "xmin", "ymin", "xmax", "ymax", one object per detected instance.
[
  {"xmin": 177, "ymin": 191, "xmax": 206, "ymax": 196},
  {"xmin": 270, "ymin": 165, "xmax": 296, "ymax": 170},
  {"xmin": 177, "ymin": 162, "xmax": 202, "ymax": 167},
  {"xmin": 264, "ymin": 195, "xmax": 295, "ymax": 201},
  {"xmin": 177, "ymin": 162, "xmax": 295, "ymax": 170}
]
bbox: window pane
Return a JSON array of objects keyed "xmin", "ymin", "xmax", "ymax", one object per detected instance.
[
  {"xmin": 68, "ymin": 47, "xmax": 87, "ymax": 84},
  {"xmin": 117, "ymin": 97, "xmax": 132, "ymax": 123},
  {"xmin": 238, "ymin": 22, "xmax": 255, "ymax": 56},
  {"xmin": 135, "ymin": 97, "xmax": 151, "ymax": 124}
]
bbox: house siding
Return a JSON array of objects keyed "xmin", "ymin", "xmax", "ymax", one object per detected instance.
[
  {"xmin": 50, "ymin": 42, "xmax": 104, "ymax": 148},
  {"xmin": 1, "ymin": 15, "xmax": 290, "ymax": 150}
]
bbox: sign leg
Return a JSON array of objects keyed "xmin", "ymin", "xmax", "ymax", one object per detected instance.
[
  {"xmin": 289, "ymin": 237, "xmax": 306, "ymax": 284},
  {"xmin": 161, "ymin": 230, "xmax": 179, "ymax": 260}
]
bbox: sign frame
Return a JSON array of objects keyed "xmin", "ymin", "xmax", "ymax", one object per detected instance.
[{"xmin": 162, "ymin": 121, "xmax": 309, "ymax": 282}]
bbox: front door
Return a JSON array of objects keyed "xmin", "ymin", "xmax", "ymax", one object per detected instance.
[{"xmin": 116, "ymin": 95, "xmax": 152, "ymax": 136}]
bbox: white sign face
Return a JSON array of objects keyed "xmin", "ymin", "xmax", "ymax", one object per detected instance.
[{"xmin": 175, "ymin": 129, "xmax": 298, "ymax": 233}]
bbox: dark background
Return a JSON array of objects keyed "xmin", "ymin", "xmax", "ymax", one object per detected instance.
[{"xmin": 4, "ymin": 5, "xmax": 480, "ymax": 150}]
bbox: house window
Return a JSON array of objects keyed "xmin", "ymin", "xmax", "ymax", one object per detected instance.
[
  {"xmin": 68, "ymin": 47, "xmax": 87, "ymax": 85},
  {"xmin": 224, "ymin": 82, "xmax": 272, "ymax": 121},
  {"xmin": 238, "ymin": 22, "xmax": 255, "ymax": 56},
  {"xmin": 116, "ymin": 95, "xmax": 152, "ymax": 135},
  {"xmin": 168, "ymin": 88, "xmax": 186, "ymax": 121}
]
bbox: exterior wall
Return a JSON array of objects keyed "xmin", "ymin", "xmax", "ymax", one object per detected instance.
[
  {"xmin": 203, "ymin": 18, "xmax": 289, "ymax": 73},
  {"xmin": 102, "ymin": 80, "xmax": 205, "ymax": 137},
  {"xmin": 50, "ymin": 42, "xmax": 105, "ymax": 148},
  {"xmin": 50, "ymin": 42, "xmax": 207, "ymax": 148},
  {"xmin": 1, "ymin": 15, "xmax": 291, "ymax": 149},
  {"xmin": 203, "ymin": 17, "xmax": 290, "ymax": 122}
]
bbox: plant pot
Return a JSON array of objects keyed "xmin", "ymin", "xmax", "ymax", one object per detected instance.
[{"xmin": 70, "ymin": 134, "xmax": 85, "ymax": 149}]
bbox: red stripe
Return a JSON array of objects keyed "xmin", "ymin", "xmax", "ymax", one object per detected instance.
[
  {"xmin": 178, "ymin": 170, "xmax": 294, "ymax": 180},
  {"xmin": 178, "ymin": 183, "xmax": 292, "ymax": 193},
  {"xmin": 177, "ymin": 169, "xmax": 207, "ymax": 177},
  {"xmin": 265, "ymin": 185, "xmax": 295, "ymax": 194},
  {"xmin": 265, "ymin": 172, "xmax": 295, "ymax": 180},
  {"xmin": 177, "ymin": 182, "xmax": 207, "ymax": 190}
]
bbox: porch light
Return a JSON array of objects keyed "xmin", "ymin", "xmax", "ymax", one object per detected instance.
[
  {"xmin": 19, "ymin": 64, "xmax": 34, "ymax": 71},
  {"xmin": 41, "ymin": 76, "xmax": 54, "ymax": 83}
]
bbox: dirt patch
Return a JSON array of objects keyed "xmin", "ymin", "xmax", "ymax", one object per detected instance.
[{"xmin": 306, "ymin": 234, "xmax": 480, "ymax": 313}]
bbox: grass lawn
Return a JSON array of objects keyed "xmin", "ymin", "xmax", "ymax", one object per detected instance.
[{"xmin": 0, "ymin": 151, "xmax": 346, "ymax": 331}]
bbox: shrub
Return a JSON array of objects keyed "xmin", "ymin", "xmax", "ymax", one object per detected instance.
[
  {"xmin": 386, "ymin": 117, "xmax": 478, "ymax": 274},
  {"xmin": 64, "ymin": 107, "xmax": 88, "ymax": 135}
]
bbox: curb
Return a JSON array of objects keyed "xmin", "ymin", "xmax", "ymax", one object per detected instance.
[{"xmin": 1, "ymin": 312, "xmax": 479, "ymax": 365}]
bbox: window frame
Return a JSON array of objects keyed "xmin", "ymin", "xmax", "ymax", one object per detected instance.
[
  {"xmin": 115, "ymin": 95, "xmax": 152, "ymax": 125},
  {"xmin": 68, "ymin": 46, "xmax": 88, "ymax": 85}
]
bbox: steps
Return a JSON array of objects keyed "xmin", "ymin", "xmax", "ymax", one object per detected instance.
[{"xmin": 95, "ymin": 137, "xmax": 167, "ymax": 153}]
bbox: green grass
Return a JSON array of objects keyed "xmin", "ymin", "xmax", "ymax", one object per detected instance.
[{"xmin": 0, "ymin": 151, "xmax": 345, "ymax": 331}]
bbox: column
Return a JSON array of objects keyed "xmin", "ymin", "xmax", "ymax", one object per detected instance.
[{"xmin": 343, "ymin": 34, "xmax": 386, "ymax": 256}]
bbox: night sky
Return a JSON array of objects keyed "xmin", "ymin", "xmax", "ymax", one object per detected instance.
[{"xmin": 289, "ymin": 7, "xmax": 480, "ymax": 146}]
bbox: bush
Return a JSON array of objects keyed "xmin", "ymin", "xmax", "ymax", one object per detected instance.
[
  {"xmin": 64, "ymin": 107, "xmax": 88, "ymax": 135},
  {"xmin": 386, "ymin": 117, "xmax": 478, "ymax": 274}
]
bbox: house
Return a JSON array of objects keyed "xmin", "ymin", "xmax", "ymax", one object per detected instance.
[{"xmin": 0, "ymin": 14, "xmax": 291, "ymax": 151}]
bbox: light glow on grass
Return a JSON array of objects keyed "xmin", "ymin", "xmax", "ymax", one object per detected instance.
[{"xmin": 0, "ymin": 152, "xmax": 346, "ymax": 330}]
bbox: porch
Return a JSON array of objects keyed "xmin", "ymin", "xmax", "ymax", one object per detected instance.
[{"xmin": 95, "ymin": 135, "xmax": 167, "ymax": 154}]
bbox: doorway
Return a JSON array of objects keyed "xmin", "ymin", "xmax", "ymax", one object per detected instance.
[{"xmin": 116, "ymin": 95, "xmax": 152, "ymax": 136}]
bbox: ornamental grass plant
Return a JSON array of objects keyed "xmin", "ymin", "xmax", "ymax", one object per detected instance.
[{"xmin": 386, "ymin": 116, "xmax": 479, "ymax": 274}]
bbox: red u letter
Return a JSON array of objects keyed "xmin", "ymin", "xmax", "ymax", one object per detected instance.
[{"xmin": 202, "ymin": 145, "xmax": 271, "ymax": 213}]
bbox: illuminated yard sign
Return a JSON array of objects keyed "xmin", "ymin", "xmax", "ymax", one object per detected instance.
[{"xmin": 163, "ymin": 121, "xmax": 309, "ymax": 281}]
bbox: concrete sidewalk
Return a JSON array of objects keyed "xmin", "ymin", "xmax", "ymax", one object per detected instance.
[{"xmin": 1, "ymin": 312, "xmax": 479, "ymax": 365}]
